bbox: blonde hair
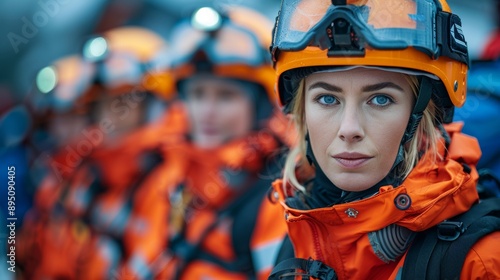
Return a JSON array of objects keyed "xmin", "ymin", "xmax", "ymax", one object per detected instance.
[{"xmin": 283, "ymin": 75, "xmax": 443, "ymax": 193}]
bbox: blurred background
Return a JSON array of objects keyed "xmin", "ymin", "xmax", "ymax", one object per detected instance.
[
  {"xmin": 1, "ymin": 0, "xmax": 498, "ymax": 108},
  {"xmin": 1, "ymin": 1, "xmax": 288, "ymax": 278},
  {"xmin": 1, "ymin": 0, "xmax": 499, "ymax": 106},
  {"xmin": 0, "ymin": 0, "xmax": 282, "ymax": 107},
  {"xmin": 0, "ymin": 0, "xmax": 283, "ymax": 222}
]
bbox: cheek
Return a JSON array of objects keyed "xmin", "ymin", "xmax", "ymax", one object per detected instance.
[
  {"xmin": 123, "ymin": 107, "xmax": 143, "ymax": 125},
  {"xmin": 187, "ymin": 99, "xmax": 213, "ymax": 120},
  {"xmin": 305, "ymin": 100, "xmax": 324, "ymax": 133},
  {"xmin": 187, "ymin": 102, "xmax": 202, "ymax": 123},
  {"xmin": 185, "ymin": 99, "xmax": 196, "ymax": 112},
  {"xmin": 305, "ymin": 105, "xmax": 337, "ymax": 155},
  {"xmin": 373, "ymin": 118, "xmax": 408, "ymax": 162},
  {"xmin": 221, "ymin": 101, "xmax": 253, "ymax": 130}
]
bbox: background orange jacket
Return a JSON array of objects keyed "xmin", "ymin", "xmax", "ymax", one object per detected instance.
[
  {"xmin": 15, "ymin": 105, "xmax": 187, "ymax": 280},
  {"xmin": 120, "ymin": 105, "xmax": 292, "ymax": 280}
]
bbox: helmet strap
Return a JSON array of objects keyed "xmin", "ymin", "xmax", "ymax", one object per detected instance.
[
  {"xmin": 305, "ymin": 133, "xmax": 316, "ymax": 166},
  {"xmin": 401, "ymin": 76, "xmax": 433, "ymax": 144},
  {"xmin": 391, "ymin": 76, "xmax": 433, "ymax": 172}
]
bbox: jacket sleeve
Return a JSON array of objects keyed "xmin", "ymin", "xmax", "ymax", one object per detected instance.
[
  {"xmin": 460, "ymin": 231, "xmax": 500, "ymax": 279},
  {"xmin": 250, "ymin": 195, "xmax": 288, "ymax": 280},
  {"xmin": 119, "ymin": 163, "xmax": 172, "ymax": 279}
]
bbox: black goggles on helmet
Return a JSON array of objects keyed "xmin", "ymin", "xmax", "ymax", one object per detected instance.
[
  {"xmin": 271, "ymin": 0, "xmax": 468, "ymax": 64},
  {"xmin": 168, "ymin": 18, "xmax": 269, "ymax": 69}
]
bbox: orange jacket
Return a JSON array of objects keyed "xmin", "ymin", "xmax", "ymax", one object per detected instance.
[
  {"xmin": 271, "ymin": 122, "xmax": 500, "ymax": 279},
  {"xmin": 16, "ymin": 105, "xmax": 189, "ymax": 280},
  {"xmin": 120, "ymin": 105, "xmax": 293, "ymax": 280}
]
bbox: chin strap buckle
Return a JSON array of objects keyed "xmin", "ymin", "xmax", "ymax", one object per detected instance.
[
  {"xmin": 307, "ymin": 258, "xmax": 338, "ymax": 280},
  {"xmin": 269, "ymin": 257, "xmax": 338, "ymax": 280}
]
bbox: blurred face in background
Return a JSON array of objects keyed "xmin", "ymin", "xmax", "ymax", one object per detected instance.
[
  {"xmin": 48, "ymin": 110, "xmax": 89, "ymax": 146},
  {"xmin": 184, "ymin": 75, "xmax": 254, "ymax": 149},
  {"xmin": 93, "ymin": 90, "xmax": 145, "ymax": 143}
]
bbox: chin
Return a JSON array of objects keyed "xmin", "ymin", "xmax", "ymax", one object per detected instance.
[
  {"xmin": 337, "ymin": 184, "xmax": 373, "ymax": 192},
  {"xmin": 195, "ymin": 137, "xmax": 222, "ymax": 149},
  {"xmin": 331, "ymin": 175, "xmax": 378, "ymax": 193}
]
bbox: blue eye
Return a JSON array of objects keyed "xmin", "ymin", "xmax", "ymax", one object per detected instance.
[
  {"xmin": 371, "ymin": 95, "xmax": 392, "ymax": 106},
  {"xmin": 318, "ymin": 95, "xmax": 337, "ymax": 105}
]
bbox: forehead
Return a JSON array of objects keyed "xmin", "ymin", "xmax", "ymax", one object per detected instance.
[
  {"xmin": 184, "ymin": 75, "xmax": 246, "ymax": 92},
  {"xmin": 305, "ymin": 67, "xmax": 409, "ymax": 85}
]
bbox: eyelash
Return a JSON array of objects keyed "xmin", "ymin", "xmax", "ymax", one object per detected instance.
[
  {"xmin": 313, "ymin": 94, "xmax": 395, "ymax": 107},
  {"xmin": 314, "ymin": 94, "xmax": 338, "ymax": 106},
  {"xmin": 369, "ymin": 95, "xmax": 395, "ymax": 107}
]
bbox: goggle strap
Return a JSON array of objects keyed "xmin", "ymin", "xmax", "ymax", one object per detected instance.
[
  {"xmin": 413, "ymin": 77, "xmax": 433, "ymax": 114},
  {"xmin": 436, "ymin": 11, "xmax": 469, "ymax": 66},
  {"xmin": 402, "ymin": 77, "xmax": 433, "ymax": 144},
  {"xmin": 331, "ymin": 0, "xmax": 347, "ymax": 5}
]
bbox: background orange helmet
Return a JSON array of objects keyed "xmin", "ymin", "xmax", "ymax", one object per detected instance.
[
  {"xmin": 271, "ymin": 0, "xmax": 469, "ymax": 122},
  {"xmin": 82, "ymin": 26, "xmax": 172, "ymax": 99},
  {"xmin": 166, "ymin": 6, "xmax": 277, "ymax": 106},
  {"xmin": 32, "ymin": 26, "xmax": 171, "ymax": 114},
  {"xmin": 33, "ymin": 55, "xmax": 95, "ymax": 114}
]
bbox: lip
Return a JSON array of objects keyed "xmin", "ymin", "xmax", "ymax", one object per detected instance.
[
  {"xmin": 332, "ymin": 152, "xmax": 372, "ymax": 169},
  {"xmin": 200, "ymin": 126, "xmax": 219, "ymax": 136}
]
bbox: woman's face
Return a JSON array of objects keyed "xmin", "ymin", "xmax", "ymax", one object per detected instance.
[
  {"xmin": 304, "ymin": 68, "xmax": 414, "ymax": 192},
  {"xmin": 185, "ymin": 76, "xmax": 254, "ymax": 149}
]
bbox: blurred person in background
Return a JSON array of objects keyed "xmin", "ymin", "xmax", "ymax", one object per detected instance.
[
  {"xmin": 15, "ymin": 26, "xmax": 172, "ymax": 279},
  {"xmin": 453, "ymin": 0, "xmax": 500, "ymax": 197},
  {"xmin": 0, "ymin": 102, "xmax": 33, "ymax": 227},
  {"xmin": 119, "ymin": 6, "xmax": 292, "ymax": 280},
  {"xmin": 0, "ymin": 95, "xmax": 32, "ymax": 280}
]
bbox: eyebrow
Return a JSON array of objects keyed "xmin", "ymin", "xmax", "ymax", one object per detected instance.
[
  {"xmin": 362, "ymin": 82, "xmax": 404, "ymax": 92},
  {"xmin": 307, "ymin": 81, "xmax": 405, "ymax": 92},
  {"xmin": 307, "ymin": 82, "xmax": 343, "ymax": 92}
]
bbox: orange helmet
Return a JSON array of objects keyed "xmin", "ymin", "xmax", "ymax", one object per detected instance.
[
  {"xmin": 166, "ymin": 6, "xmax": 277, "ymax": 106},
  {"xmin": 82, "ymin": 26, "xmax": 173, "ymax": 98},
  {"xmin": 33, "ymin": 55, "xmax": 95, "ymax": 114},
  {"xmin": 271, "ymin": 0, "xmax": 469, "ymax": 120},
  {"xmin": 33, "ymin": 27, "xmax": 171, "ymax": 113}
]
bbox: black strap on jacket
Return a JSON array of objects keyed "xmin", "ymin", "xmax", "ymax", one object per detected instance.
[
  {"xmin": 170, "ymin": 177, "xmax": 260, "ymax": 278},
  {"xmin": 170, "ymin": 155, "xmax": 283, "ymax": 279},
  {"xmin": 268, "ymin": 257, "xmax": 338, "ymax": 280},
  {"xmin": 88, "ymin": 148, "xmax": 164, "ymax": 254},
  {"xmin": 477, "ymin": 168, "xmax": 500, "ymax": 199},
  {"xmin": 401, "ymin": 197, "xmax": 500, "ymax": 280},
  {"xmin": 231, "ymin": 172, "xmax": 274, "ymax": 275},
  {"xmin": 274, "ymin": 234, "xmax": 295, "ymax": 264}
]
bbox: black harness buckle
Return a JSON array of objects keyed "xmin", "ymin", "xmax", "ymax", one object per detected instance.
[
  {"xmin": 437, "ymin": 220, "xmax": 464, "ymax": 241},
  {"xmin": 307, "ymin": 258, "xmax": 338, "ymax": 280}
]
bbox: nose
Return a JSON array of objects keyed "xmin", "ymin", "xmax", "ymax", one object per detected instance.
[
  {"xmin": 338, "ymin": 104, "xmax": 364, "ymax": 142},
  {"xmin": 197, "ymin": 95, "xmax": 217, "ymax": 119}
]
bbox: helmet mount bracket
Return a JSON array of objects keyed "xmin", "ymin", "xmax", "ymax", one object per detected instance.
[{"xmin": 326, "ymin": 17, "xmax": 366, "ymax": 57}]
